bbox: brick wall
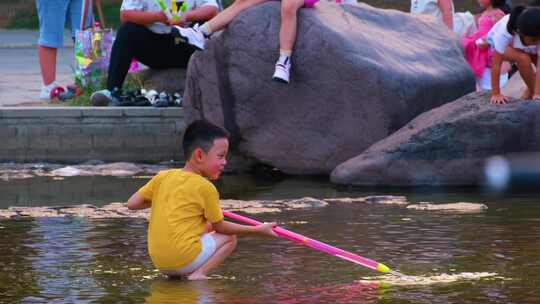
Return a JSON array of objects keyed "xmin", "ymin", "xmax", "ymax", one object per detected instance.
[{"xmin": 0, "ymin": 107, "xmax": 186, "ymax": 163}]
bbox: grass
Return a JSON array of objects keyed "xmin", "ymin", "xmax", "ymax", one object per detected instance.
[
  {"xmin": 2, "ymin": 0, "xmax": 123, "ymax": 30},
  {"xmin": 64, "ymin": 73, "xmax": 144, "ymax": 106}
]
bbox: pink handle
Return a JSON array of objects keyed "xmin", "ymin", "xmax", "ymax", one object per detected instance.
[{"xmin": 223, "ymin": 211, "xmax": 380, "ymax": 271}]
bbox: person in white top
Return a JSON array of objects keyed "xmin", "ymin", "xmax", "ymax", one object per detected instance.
[
  {"xmin": 487, "ymin": 5, "xmax": 540, "ymax": 104},
  {"xmin": 90, "ymin": 0, "xmax": 219, "ymax": 106},
  {"xmin": 410, "ymin": 0, "xmax": 475, "ymax": 37}
]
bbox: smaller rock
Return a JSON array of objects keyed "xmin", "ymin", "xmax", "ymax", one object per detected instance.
[
  {"xmin": 365, "ymin": 196, "xmax": 409, "ymax": 206},
  {"xmin": 0, "ymin": 210, "xmax": 18, "ymax": 218},
  {"xmin": 9, "ymin": 207, "xmax": 63, "ymax": 217},
  {"xmin": 324, "ymin": 196, "xmax": 408, "ymax": 206},
  {"xmin": 406, "ymin": 202, "xmax": 488, "ymax": 212},
  {"xmin": 51, "ymin": 166, "xmax": 85, "ymax": 177}
]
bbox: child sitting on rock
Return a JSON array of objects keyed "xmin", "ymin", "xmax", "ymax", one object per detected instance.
[
  {"xmin": 127, "ymin": 120, "xmax": 276, "ymax": 280},
  {"xmin": 488, "ymin": 4, "xmax": 540, "ymax": 104},
  {"xmin": 461, "ymin": 0, "xmax": 509, "ymax": 90},
  {"xmin": 174, "ymin": 0, "xmax": 319, "ymax": 83},
  {"xmin": 410, "ymin": 0, "xmax": 476, "ymax": 37}
]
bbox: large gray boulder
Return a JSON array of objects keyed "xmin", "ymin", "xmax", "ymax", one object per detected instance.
[
  {"xmin": 183, "ymin": 1, "xmax": 474, "ymax": 174},
  {"xmin": 331, "ymin": 92, "xmax": 540, "ymax": 186}
]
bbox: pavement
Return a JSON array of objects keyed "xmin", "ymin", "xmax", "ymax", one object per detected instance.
[{"xmin": 0, "ymin": 29, "xmax": 75, "ymax": 106}]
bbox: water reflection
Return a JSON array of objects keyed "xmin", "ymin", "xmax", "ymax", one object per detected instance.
[{"xmin": 1, "ymin": 175, "xmax": 540, "ymax": 302}]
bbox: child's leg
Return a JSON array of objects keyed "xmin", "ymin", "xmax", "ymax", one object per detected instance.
[
  {"xmin": 502, "ymin": 48, "xmax": 535, "ymax": 99},
  {"xmin": 202, "ymin": 0, "xmax": 269, "ymax": 35},
  {"xmin": 187, "ymin": 233, "xmax": 237, "ymax": 280},
  {"xmin": 272, "ymin": 0, "xmax": 304, "ymax": 83},
  {"xmin": 38, "ymin": 46, "xmax": 57, "ymax": 86},
  {"xmin": 279, "ymin": 0, "xmax": 304, "ymax": 55}
]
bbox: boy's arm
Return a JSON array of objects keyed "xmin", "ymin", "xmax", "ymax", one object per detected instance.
[
  {"xmin": 127, "ymin": 192, "xmax": 151, "ymax": 210},
  {"xmin": 213, "ymin": 220, "xmax": 277, "ymax": 237},
  {"xmin": 534, "ymin": 56, "xmax": 540, "ymax": 100},
  {"xmin": 490, "ymin": 52, "xmax": 509, "ymax": 104}
]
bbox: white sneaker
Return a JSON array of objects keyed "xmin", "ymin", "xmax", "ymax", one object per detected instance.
[
  {"xmin": 40, "ymin": 82, "xmax": 64, "ymax": 100},
  {"xmin": 272, "ymin": 57, "xmax": 291, "ymax": 84},
  {"xmin": 173, "ymin": 24, "xmax": 206, "ymax": 50}
]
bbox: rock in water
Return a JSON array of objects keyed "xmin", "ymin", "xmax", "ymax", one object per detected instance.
[
  {"xmin": 331, "ymin": 92, "xmax": 540, "ymax": 186},
  {"xmin": 406, "ymin": 202, "xmax": 488, "ymax": 212},
  {"xmin": 183, "ymin": 2, "xmax": 474, "ymax": 174}
]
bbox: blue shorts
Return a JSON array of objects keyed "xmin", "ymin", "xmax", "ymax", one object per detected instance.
[
  {"xmin": 36, "ymin": 0, "xmax": 91, "ymax": 48},
  {"xmin": 159, "ymin": 233, "xmax": 217, "ymax": 276}
]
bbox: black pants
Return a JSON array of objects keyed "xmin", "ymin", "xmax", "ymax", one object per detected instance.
[{"xmin": 107, "ymin": 22, "xmax": 195, "ymax": 92}]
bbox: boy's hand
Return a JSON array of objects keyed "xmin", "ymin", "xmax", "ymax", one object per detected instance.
[
  {"xmin": 257, "ymin": 223, "xmax": 278, "ymax": 237},
  {"xmin": 491, "ymin": 94, "xmax": 508, "ymax": 105},
  {"xmin": 533, "ymin": 95, "xmax": 540, "ymax": 101}
]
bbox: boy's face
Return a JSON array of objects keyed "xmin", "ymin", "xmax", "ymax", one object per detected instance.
[
  {"xmin": 522, "ymin": 35, "xmax": 540, "ymax": 46},
  {"xmin": 199, "ymin": 138, "xmax": 229, "ymax": 180}
]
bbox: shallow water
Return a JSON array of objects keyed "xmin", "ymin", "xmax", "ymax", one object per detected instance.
[{"xmin": 1, "ymin": 172, "xmax": 540, "ymax": 303}]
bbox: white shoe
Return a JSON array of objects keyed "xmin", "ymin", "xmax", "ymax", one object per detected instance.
[
  {"xmin": 173, "ymin": 24, "xmax": 206, "ymax": 50},
  {"xmin": 272, "ymin": 57, "xmax": 291, "ymax": 84},
  {"xmin": 40, "ymin": 82, "xmax": 64, "ymax": 100}
]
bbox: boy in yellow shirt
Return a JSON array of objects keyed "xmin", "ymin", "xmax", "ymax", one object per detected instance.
[{"xmin": 127, "ymin": 120, "xmax": 276, "ymax": 280}]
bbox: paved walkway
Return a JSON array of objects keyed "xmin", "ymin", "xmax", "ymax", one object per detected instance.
[{"xmin": 0, "ymin": 30, "xmax": 75, "ymax": 106}]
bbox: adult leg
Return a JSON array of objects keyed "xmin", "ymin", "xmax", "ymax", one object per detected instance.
[
  {"xmin": 38, "ymin": 46, "xmax": 57, "ymax": 86},
  {"xmin": 133, "ymin": 32, "xmax": 195, "ymax": 70},
  {"xmin": 187, "ymin": 233, "xmax": 237, "ymax": 280},
  {"xmin": 106, "ymin": 22, "xmax": 157, "ymax": 92},
  {"xmin": 36, "ymin": 0, "xmax": 69, "ymax": 87}
]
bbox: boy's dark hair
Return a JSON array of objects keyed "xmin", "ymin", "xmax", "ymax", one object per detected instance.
[
  {"xmin": 182, "ymin": 120, "xmax": 230, "ymax": 160},
  {"xmin": 492, "ymin": 0, "xmax": 511, "ymax": 13},
  {"xmin": 507, "ymin": 6, "xmax": 540, "ymax": 35}
]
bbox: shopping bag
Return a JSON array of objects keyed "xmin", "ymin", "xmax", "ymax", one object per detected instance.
[{"xmin": 74, "ymin": 0, "xmax": 115, "ymax": 88}]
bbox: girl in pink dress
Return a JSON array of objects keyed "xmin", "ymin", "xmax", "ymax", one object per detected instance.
[{"xmin": 461, "ymin": 0, "xmax": 508, "ymax": 89}]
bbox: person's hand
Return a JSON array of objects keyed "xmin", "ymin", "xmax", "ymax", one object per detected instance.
[
  {"xmin": 491, "ymin": 94, "xmax": 509, "ymax": 105},
  {"xmin": 478, "ymin": 42, "xmax": 488, "ymax": 51},
  {"xmin": 534, "ymin": 95, "xmax": 540, "ymax": 101},
  {"xmin": 169, "ymin": 14, "xmax": 188, "ymax": 27},
  {"xmin": 156, "ymin": 11, "xmax": 168, "ymax": 24},
  {"xmin": 257, "ymin": 223, "xmax": 278, "ymax": 237}
]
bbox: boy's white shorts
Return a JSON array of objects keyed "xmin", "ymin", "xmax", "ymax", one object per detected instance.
[{"xmin": 160, "ymin": 233, "xmax": 217, "ymax": 276}]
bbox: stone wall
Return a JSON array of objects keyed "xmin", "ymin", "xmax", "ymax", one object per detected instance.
[{"xmin": 0, "ymin": 107, "xmax": 185, "ymax": 163}]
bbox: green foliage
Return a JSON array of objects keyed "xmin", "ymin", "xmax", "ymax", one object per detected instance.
[
  {"xmin": 4, "ymin": 1, "xmax": 123, "ymax": 30},
  {"xmin": 7, "ymin": 9, "xmax": 38, "ymax": 29},
  {"xmin": 65, "ymin": 72, "xmax": 143, "ymax": 107}
]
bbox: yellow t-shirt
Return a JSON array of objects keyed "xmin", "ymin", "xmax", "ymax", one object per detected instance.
[{"xmin": 137, "ymin": 169, "xmax": 223, "ymax": 270}]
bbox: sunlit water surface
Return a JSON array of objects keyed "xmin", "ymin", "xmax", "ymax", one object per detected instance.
[{"xmin": 1, "ymin": 173, "xmax": 539, "ymax": 303}]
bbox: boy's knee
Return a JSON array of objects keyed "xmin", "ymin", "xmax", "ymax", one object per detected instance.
[{"xmin": 226, "ymin": 235, "xmax": 238, "ymax": 251}]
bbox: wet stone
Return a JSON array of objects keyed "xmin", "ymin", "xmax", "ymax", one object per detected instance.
[
  {"xmin": 324, "ymin": 196, "xmax": 409, "ymax": 206},
  {"xmin": 0, "ymin": 197, "xmax": 330, "ymax": 219},
  {"xmin": 0, "ymin": 162, "xmax": 171, "ymax": 179},
  {"xmin": 406, "ymin": 202, "xmax": 488, "ymax": 212},
  {"xmin": 9, "ymin": 206, "xmax": 63, "ymax": 217},
  {"xmin": 0, "ymin": 209, "xmax": 18, "ymax": 218}
]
